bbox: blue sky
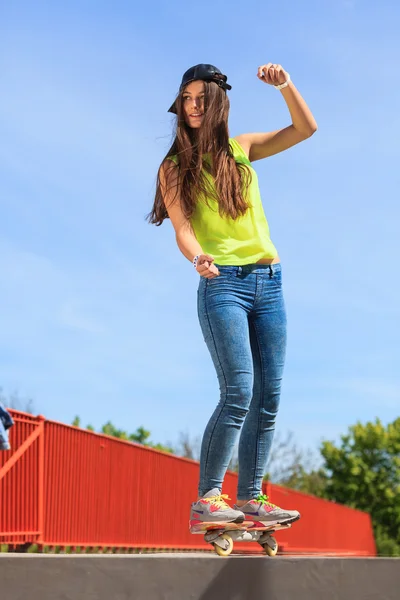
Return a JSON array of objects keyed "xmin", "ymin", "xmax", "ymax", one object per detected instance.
[{"xmin": 1, "ymin": 1, "xmax": 399, "ymax": 459}]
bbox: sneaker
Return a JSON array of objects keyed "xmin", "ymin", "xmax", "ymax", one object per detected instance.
[
  {"xmin": 190, "ymin": 488, "xmax": 245, "ymax": 528},
  {"xmin": 234, "ymin": 493, "xmax": 300, "ymax": 527}
]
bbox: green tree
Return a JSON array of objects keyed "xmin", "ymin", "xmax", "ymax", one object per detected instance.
[
  {"xmin": 129, "ymin": 426, "xmax": 151, "ymax": 445},
  {"xmin": 101, "ymin": 421, "xmax": 129, "ymax": 440},
  {"xmin": 280, "ymin": 464, "xmax": 328, "ymax": 498},
  {"xmin": 320, "ymin": 418, "xmax": 400, "ymax": 556},
  {"xmin": 72, "ymin": 418, "xmax": 174, "ymax": 454}
]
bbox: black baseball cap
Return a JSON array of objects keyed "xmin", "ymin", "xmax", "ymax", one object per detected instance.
[{"xmin": 168, "ymin": 64, "xmax": 232, "ymax": 114}]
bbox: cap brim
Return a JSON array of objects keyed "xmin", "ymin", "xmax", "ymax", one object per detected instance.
[{"xmin": 168, "ymin": 101, "xmax": 177, "ymax": 114}]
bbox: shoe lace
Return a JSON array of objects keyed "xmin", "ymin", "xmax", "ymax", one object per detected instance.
[
  {"xmin": 256, "ymin": 493, "xmax": 278, "ymax": 509},
  {"xmin": 203, "ymin": 493, "xmax": 232, "ymax": 509}
]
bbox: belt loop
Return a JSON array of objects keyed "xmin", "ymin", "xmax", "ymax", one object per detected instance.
[
  {"xmin": 269, "ymin": 265, "xmax": 274, "ymax": 278},
  {"xmin": 238, "ymin": 266, "xmax": 242, "ymax": 275}
]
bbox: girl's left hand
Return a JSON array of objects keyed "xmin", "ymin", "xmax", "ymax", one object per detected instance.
[{"xmin": 257, "ymin": 63, "xmax": 289, "ymax": 86}]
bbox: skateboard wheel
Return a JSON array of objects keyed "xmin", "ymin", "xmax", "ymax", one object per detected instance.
[
  {"xmin": 262, "ymin": 536, "xmax": 278, "ymax": 557},
  {"xmin": 213, "ymin": 533, "xmax": 233, "ymax": 557}
]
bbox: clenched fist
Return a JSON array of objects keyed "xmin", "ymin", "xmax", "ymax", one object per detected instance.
[
  {"xmin": 196, "ymin": 254, "xmax": 220, "ymax": 279},
  {"xmin": 257, "ymin": 63, "xmax": 289, "ymax": 87}
]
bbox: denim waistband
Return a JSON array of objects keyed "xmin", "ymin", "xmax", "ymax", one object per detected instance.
[{"xmin": 214, "ymin": 263, "xmax": 281, "ymax": 275}]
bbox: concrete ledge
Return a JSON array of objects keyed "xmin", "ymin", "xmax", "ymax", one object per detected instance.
[{"xmin": 1, "ymin": 554, "xmax": 399, "ymax": 600}]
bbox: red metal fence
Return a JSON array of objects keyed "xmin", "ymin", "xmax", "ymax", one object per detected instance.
[{"xmin": 0, "ymin": 410, "xmax": 376, "ymax": 555}]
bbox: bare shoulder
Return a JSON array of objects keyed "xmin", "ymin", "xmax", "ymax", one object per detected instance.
[
  {"xmin": 159, "ymin": 158, "xmax": 179, "ymax": 191},
  {"xmin": 160, "ymin": 157, "xmax": 178, "ymax": 178},
  {"xmin": 232, "ymin": 135, "xmax": 252, "ymax": 160}
]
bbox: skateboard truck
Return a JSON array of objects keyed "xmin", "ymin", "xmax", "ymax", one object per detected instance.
[{"xmin": 195, "ymin": 521, "xmax": 294, "ymax": 557}]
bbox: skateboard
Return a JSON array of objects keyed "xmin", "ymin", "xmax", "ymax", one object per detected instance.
[{"xmin": 190, "ymin": 519, "xmax": 295, "ymax": 557}]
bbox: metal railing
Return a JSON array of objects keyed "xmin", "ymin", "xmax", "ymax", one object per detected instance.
[{"xmin": 0, "ymin": 410, "xmax": 376, "ymax": 555}]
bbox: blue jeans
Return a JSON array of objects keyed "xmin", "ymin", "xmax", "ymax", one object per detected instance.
[{"xmin": 197, "ymin": 263, "xmax": 287, "ymax": 500}]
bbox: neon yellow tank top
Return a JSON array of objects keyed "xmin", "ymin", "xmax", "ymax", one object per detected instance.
[{"xmin": 173, "ymin": 138, "xmax": 278, "ymax": 266}]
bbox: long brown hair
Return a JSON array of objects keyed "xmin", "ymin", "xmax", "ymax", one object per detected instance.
[{"xmin": 147, "ymin": 80, "xmax": 252, "ymax": 226}]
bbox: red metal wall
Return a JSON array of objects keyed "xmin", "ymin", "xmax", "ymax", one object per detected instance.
[
  {"xmin": 0, "ymin": 410, "xmax": 376, "ymax": 555},
  {"xmin": 263, "ymin": 483, "xmax": 376, "ymax": 555},
  {"xmin": 0, "ymin": 412, "xmax": 43, "ymax": 546}
]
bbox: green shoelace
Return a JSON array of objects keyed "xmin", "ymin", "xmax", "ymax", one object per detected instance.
[{"xmin": 256, "ymin": 493, "xmax": 277, "ymax": 509}]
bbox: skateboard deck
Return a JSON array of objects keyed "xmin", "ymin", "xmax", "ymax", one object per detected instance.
[
  {"xmin": 189, "ymin": 518, "xmax": 297, "ymax": 557},
  {"xmin": 189, "ymin": 519, "xmax": 255, "ymax": 534}
]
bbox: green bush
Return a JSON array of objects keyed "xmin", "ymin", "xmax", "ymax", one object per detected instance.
[{"xmin": 375, "ymin": 527, "xmax": 400, "ymax": 557}]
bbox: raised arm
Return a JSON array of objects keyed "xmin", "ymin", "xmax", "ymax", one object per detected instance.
[{"xmin": 235, "ymin": 63, "xmax": 317, "ymax": 162}]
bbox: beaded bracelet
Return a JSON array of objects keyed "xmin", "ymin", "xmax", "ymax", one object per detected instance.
[
  {"xmin": 193, "ymin": 254, "xmax": 201, "ymax": 269},
  {"xmin": 274, "ymin": 73, "xmax": 291, "ymax": 90}
]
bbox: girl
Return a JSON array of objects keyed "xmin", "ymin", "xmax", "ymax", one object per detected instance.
[{"xmin": 148, "ymin": 63, "xmax": 317, "ymax": 528}]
